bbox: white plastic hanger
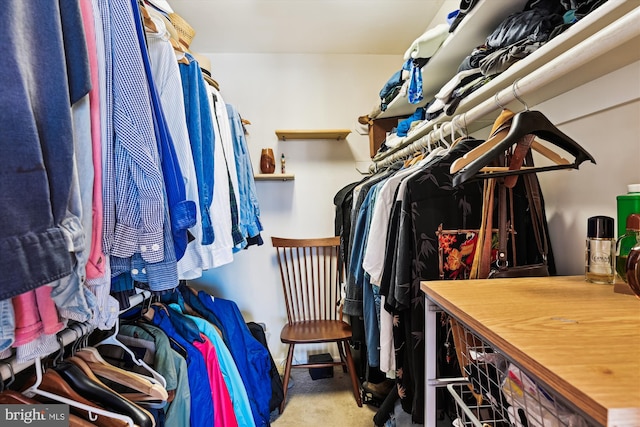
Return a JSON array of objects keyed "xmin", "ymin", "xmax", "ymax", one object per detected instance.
[
  {"xmin": 93, "ymin": 319, "xmax": 167, "ymax": 389},
  {"xmin": 437, "ymin": 123, "xmax": 451, "ymax": 150},
  {"xmin": 23, "ymin": 356, "xmax": 135, "ymax": 427}
]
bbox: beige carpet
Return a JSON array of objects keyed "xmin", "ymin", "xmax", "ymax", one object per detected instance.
[{"xmin": 271, "ymin": 368, "xmax": 377, "ymax": 427}]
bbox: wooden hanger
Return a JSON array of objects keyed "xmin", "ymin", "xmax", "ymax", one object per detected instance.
[
  {"xmin": 74, "ymin": 349, "xmax": 168, "ymax": 402},
  {"xmin": 451, "ymin": 109, "xmax": 595, "ymax": 187},
  {"xmin": 139, "ymin": 2, "xmax": 158, "ymax": 33}
]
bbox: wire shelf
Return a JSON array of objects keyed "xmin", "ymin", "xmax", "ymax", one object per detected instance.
[{"xmin": 448, "ymin": 317, "xmax": 596, "ymax": 427}]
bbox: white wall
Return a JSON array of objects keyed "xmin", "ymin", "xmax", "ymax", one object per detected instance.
[
  {"xmin": 534, "ymin": 61, "xmax": 640, "ymax": 274},
  {"xmin": 191, "ymin": 51, "xmax": 640, "ymax": 366},
  {"xmin": 189, "ymin": 53, "xmax": 402, "ymax": 364}
]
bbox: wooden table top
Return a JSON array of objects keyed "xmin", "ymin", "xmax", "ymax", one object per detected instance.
[{"xmin": 421, "ymin": 275, "xmax": 640, "ymax": 427}]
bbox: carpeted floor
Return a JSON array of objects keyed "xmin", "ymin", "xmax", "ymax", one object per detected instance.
[{"xmin": 270, "ymin": 368, "xmax": 377, "ymax": 427}]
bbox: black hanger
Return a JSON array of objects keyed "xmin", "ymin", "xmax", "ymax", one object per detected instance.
[{"xmin": 452, "ymin": 110, "xmax": 596, "ymax": 187}]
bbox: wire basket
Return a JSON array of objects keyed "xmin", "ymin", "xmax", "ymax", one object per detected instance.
[
  {"xmin": 448, "ymin": 382, "xmax": 510, "ymax": 427},
  {"xmin": 448, "ymin": 316, "xmax": 596, "ymax": 427}
]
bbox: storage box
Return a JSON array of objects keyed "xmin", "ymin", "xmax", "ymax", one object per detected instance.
[{"xmin": 308, "ymin": 353, "xmax": 334, "ymax": 380}]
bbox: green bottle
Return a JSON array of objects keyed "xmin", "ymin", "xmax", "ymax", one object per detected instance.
[{"xmin": 617, "ymin": 184, "xmax": 640, "ymax": 238}]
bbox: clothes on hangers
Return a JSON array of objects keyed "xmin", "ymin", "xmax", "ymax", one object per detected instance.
[
  {"xmin": 336, "ymin": 128, "xmax": 560, "ymax": 424},
  {"xmin": 168, "ymin": 303, "xmax": 254, "ymax": 427},
  {"xmin": 1, "ymin": 4, "xmax": 267, "ymax": 426},
  {"xmin": 177, "ymin": 287, "xmax": 272, "ymax": 427}
]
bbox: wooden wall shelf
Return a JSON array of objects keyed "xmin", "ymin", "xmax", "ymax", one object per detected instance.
[
  {"xmin": 275, "ymin": 129, "xmax": 351, "ymax": 141},
  {"xmin": 254, "ymin": 173, "xmax": 295, "ymax": 181}
]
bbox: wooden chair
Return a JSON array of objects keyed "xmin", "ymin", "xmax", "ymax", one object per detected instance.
[{"xmin": 272, "ymin": 236, "xmax": 363, "ymax": 413}]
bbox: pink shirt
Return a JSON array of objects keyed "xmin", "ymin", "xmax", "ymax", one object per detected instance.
[
  {"xmin": 193, "ymin": 333, "xmax": 238, "ymax": 427},
  {"xmin": 79, "ymin": 0, "xmax": 105, "ymax": 280},
  {"xmin": 12, "ymin": 286, "xmax": 64, "ymax": 347}
]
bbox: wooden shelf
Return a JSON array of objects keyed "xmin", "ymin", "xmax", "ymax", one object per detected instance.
[
  {"xmin": 275, "ymin": 129, "xmax": 351, "ymax": 141},
  {"xmin": 254, "ymin": 173, "xmax": 295, "ymax": 181}
]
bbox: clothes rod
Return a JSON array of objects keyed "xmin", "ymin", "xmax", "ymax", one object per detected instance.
[
  {"xmin": 0, "ymin": 288, "xmax": 152, "ymax": 383},
  {"xmin": 372, "ymin": 5, "xmax": 640, "ymax": 170}
]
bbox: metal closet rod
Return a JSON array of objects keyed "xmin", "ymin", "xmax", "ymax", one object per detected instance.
[
  {"xmin": 372, "ymin": 5, "xmax": 640, "ymax": 171},
  {"xmin": 0, "ymin": 289, "xmax": 152, "ymax": 384}
]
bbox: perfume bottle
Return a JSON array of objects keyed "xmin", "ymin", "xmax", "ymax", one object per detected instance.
[{"xmin": 585, "ymin": 216, "xmax": 615, "ymax": 284}]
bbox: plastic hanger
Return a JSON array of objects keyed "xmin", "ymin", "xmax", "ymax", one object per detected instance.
[
  {"xmin": 452, "ymin": 108, "xmax": 595, "ymax": 186},
  {"xmin": 93, "ymin": 316, "xmax": 167, "ymax": 389},
  {"xmin": 437, "ymin": 123, "xmax": 451, "ymax": 150},
  {"xmin": 449, "ymin": 110, "xmax": 572, "ymax": 175},
  {"xmin": 23, "ymin": 357, "xmax": 135, "ymax": 427}
]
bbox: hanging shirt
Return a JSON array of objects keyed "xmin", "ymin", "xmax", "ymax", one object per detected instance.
[
  {"xmin": 169, "ymin": 303, "xmax": 255, "ymax": 427},
  {"xmin": 150, "ymin": 307, "xmax": 215, "ymax": 427},
  {"xmin": 193, "ymin": 334, "xmax": 239, "ymax": 427},
  {"xmin": 130, "ymin": 0, "xmax": 196, "ymax": 262},
  {"xmin": 0, "ymin": 0, "xmax": 91, "ymax": 300},
  {"xmin": 145, "ymin": 15, "xmax": 206, "ymax": 279},
  {"xmin": 117, "ymin": 323, "xmax": 191, "ymax": 427},
  {"xmin": 226, "ymin": 105, "xmax": 263, "ymax": 246},
  {"xmin": 107, "ymin": 0, "xmax": 180, "ymax": 293},
  {"xmin": 385, "ymin": 139, "xmax": 485, "ymax": 423},
  {"xmin": 82, "ymin": 0, "xmax": 106, "ymax": 282},
  {"xmin": 105, "ymin": 0, "xmax": 165, "ymax": 263},
  {"xmin": 179, "ymin": 286, "xmax": 271, "ymax": 427},
  {"xmin": 179, "ymin": 54, "xmax": 216, "ymax": 246},
  {"xmin": 210, "ymin": 88, "xmax": 245, "ymax": 248}
]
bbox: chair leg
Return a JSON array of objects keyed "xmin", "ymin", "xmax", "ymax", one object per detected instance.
[
  {"xmin": 280, "ymin": 343, "xmax": 295, "ymax": 414},
  {"xmin": 337, "ymin": 340, "xmax": 348, "ymax": 373},
  {"xmin": 341, "ymin": 340, "xmax": 362, "ymax": 407}
]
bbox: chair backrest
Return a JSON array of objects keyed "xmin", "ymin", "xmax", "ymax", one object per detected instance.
[{"xmin": 271, "ymin": 237, "xmax": 343, "ymax": 325}]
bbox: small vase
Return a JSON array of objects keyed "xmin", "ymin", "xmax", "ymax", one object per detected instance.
[{"xmin": 260, "ymin": 148, "xmax": 276, "ymax": 174}]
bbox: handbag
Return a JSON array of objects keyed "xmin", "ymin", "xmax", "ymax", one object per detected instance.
[{"xmin": 488, "ymin": 149, "xmax": 550, "ymax": 278}]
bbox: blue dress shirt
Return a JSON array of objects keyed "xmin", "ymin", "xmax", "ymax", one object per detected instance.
[
  {"xmin": 226, "ymin": 105, "xmax": 263, "ymax": 249},
  {"xmin": 179, "ymin": 55, "xmax": 216, "ymax": 246},
  {"xmin": 129, "ymin": 0, "xmax": 196, "ymax": 261}
]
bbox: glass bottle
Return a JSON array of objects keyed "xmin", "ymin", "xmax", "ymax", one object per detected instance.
[
  {"xmin": 585, "ymin": 215, "xmax": 615, "ymax": 284},
  {"xmin": 280, "ymin": 153, "xmax": 286, "ymax": 174},
  {"xmin": 615, "ymin": 213, "xmax": 640, "ymax": 283}
]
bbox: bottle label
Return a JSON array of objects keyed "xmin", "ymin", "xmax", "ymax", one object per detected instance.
[{"xmin": 588, "ymin": 240, "xmax": 612, "ymax": 274}]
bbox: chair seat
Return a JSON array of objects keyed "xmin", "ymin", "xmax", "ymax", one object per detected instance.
[{"xmin": 280, "ymin": 320, "xmax": 352, "ymax": 344}]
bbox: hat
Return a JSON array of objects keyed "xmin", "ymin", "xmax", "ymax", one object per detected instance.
[
  {"xmin": 145, "ymin": 0, "xmax": 174, "ymax": 14},
  {"xmin": 168, "ymin": 12, "xmax": 196, "ymax": 50},
  {"xmin": 190, "ymin": 52, "xmax": 220, "ymax": 90}
]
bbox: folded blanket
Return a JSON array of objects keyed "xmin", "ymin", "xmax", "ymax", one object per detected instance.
[{"xmin": 403, "ymin": 23, "xmax": 450, "ymax": 60}]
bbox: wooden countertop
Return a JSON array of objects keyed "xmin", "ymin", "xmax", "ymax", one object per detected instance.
[{"xmin": 421, "ymin": 275, "xmax": 640, "ymax": 427}]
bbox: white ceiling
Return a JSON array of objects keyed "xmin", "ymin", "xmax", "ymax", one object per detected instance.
[{"xmin": 162, "ymin": 0, "xmax": 449, "ymax": 55}]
